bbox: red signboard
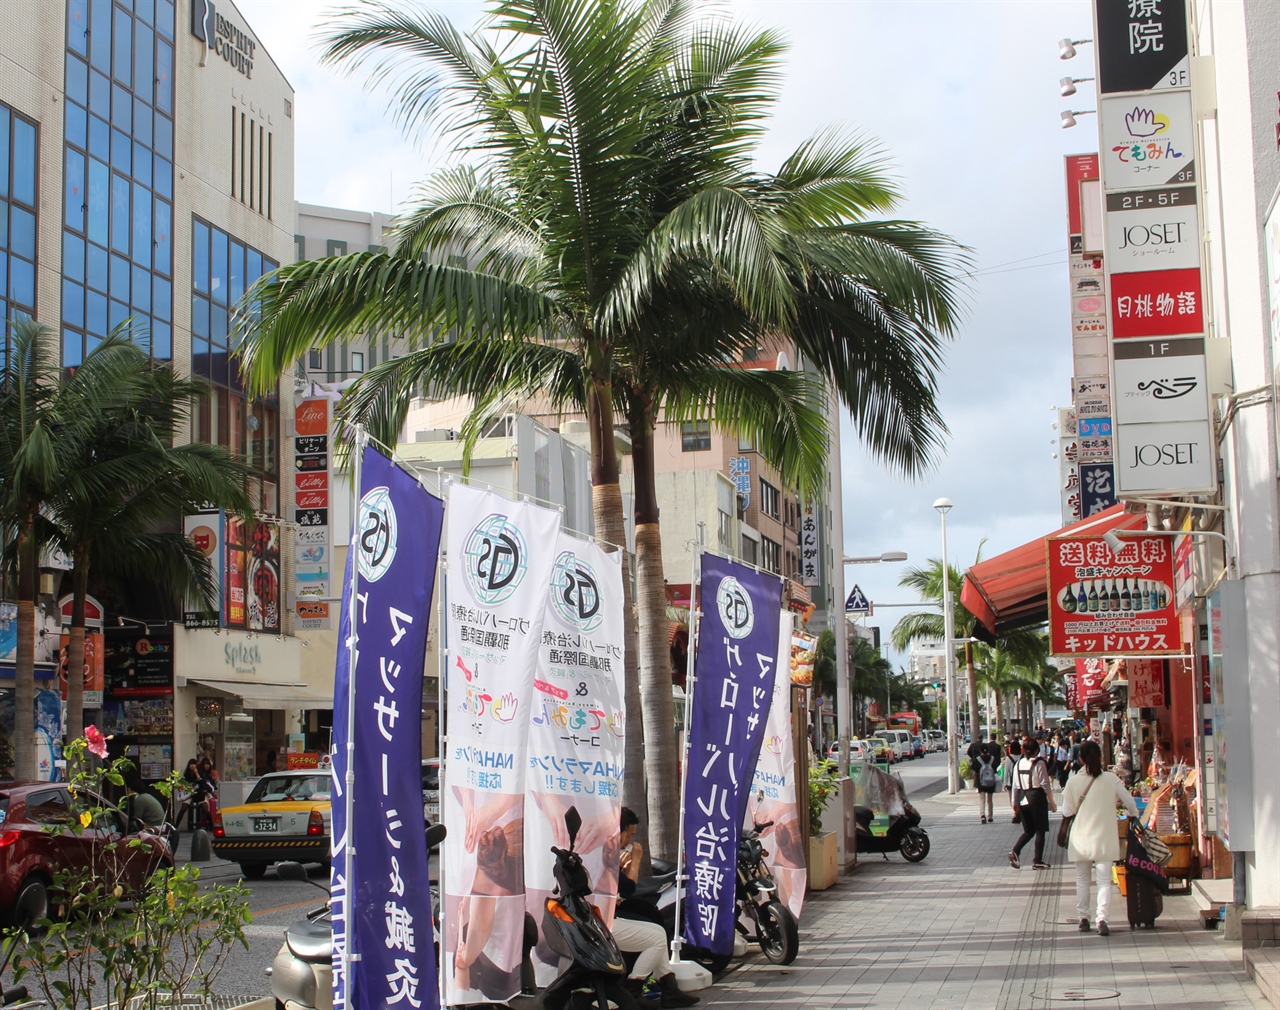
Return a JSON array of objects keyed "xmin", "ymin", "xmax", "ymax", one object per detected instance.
[
  {"xmin": 1129, "ymin": 657, "xmax": 1167, "ymax": 707},
  {"xmin": 1065, "ymin": 154, "xmax": 1099, "ymax": 236},
  {"xmin": 1075, "ymin": 657, "xmax": 1108, "ymax": 708},
  {"xmin": 1048, "ymin": 531, "xmax": 1182, "ymax": 656},
  {"xmin": 296, "ymin": 489, "xmax": 328, "ymax": 509},
  {"xmin": 1110, "ymin": 267, "xmax": 1203, "ymax": 337},
  {"xmin": 294, "ymin": 398, "xmax": 329, "ymax": 437},
  {"xmin": 295, "ymin": 471, "xmax": 328, "ymax": 492},
  {"xmin": 59, "ymin": 632, "xmax": 105, "ymax": 697},
  {"xmin": 287, "ymin": 752, "xmax": 321, "ymax": 770}
]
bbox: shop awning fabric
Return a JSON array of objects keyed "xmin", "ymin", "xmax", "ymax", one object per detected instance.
[
  {"xmin": 187, "ymin": 679, "xmax": 332, "ymax": 710},
  {"xmin": 960, "ymin": 504, "xmax": 1145, "ymax": 643}
]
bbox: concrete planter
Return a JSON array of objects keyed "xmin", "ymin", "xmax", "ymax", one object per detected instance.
[{"xmin": 808, "ymin": 832, "xmax": 838, "ymax": 891}]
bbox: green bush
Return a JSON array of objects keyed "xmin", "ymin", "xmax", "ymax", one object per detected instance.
[
  {"xmin": 959, "ymin": 757, "xmax": 973, "ymax": 780},
  {"xmin": 809, "ymin": 760, "xmax": 840, "ymax": 837}
]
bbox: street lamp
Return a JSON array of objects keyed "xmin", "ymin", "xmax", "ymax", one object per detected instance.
[
  {"xmin": 1061, "ymin": 109, "xmax": 1096, "ymax": 129},
  {"xmin": 933, "ymin": 497, "xmax": 960, "ymax": 795},
  {"xmin": 843, "ymin": 551, "xmax": 909, "ymax": 564},
  {"xmin": 1059, "ymin": 37, "xmax": 1092, "ymax": 60}
]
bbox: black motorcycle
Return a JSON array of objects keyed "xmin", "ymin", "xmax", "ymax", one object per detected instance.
[
  {"xmin": 854, "ymin": 802, "xmax": 930, "ymax": 862},
  {"xmin": 540, "ymin": 806, "xmax": 633, "ymax": 1010},
  {"xmin": 688, "ymin": 820, "xmax": 799, "ymax": 975}
]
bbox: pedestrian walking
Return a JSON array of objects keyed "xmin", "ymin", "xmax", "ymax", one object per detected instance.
[
  {"xmin": 975, "ymin": 742, "xmax": 998, "ymax": 823},
  {"xmin": 1001, "ymin": 740, "xmax": 1021, "ymax": 820},
  {"xmin": 1056, "ymin": 735, "xmax": 1072, "ymax": 788},
  {"xmin": 1009, "ymin": 736, "xmax": 1056, "ymax": 869},
  {"xmin": 1060, "ymin": 741, "xmax": 1139, "ymax": 935}
]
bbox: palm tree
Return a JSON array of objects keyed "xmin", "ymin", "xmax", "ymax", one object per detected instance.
[
  {"xmin": 0, "ymin": 318, "xmax": 63, "ymax": 779},
  {"xmin": 241, "ymin": 0, "xmax": 966, "ymax": 855},
  {"xmin": 849, "ymin": 634, "xmax": 892, "ymax": 735},
  {"xmin": 49, "ymin": 333, "xmax": 252, "ymax": 741},
  {"xmin": 892, "ymin": 551, "xmax": 1045, "ymax": 743}
]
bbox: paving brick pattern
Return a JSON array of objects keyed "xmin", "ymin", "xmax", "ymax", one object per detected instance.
[{"xmin": 698, "ymin": 794, "xmax": 1268, "ymax": 1009}]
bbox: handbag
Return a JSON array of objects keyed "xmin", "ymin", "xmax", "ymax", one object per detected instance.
[
  {"xmin": 1056, "ymin": 772, "xmax": 1097, "ymax": 849},
  {"xmin": 1125, "ymin": 824, "xmax": 1170, "ymax": 893},
  {"xmin": 1137, "ymin": 824, "xmax": 1173, "ymax": 866}
]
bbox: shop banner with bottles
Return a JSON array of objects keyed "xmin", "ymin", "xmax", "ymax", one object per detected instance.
[
  {"xmin": 1047, "ymin": 531, "xmax": 1181, "ymax": 656},
  {"xmin": 330, "ymin": 447, "xmax": 444, "ymax": 1010},
  {"xmin": 442, "ymin": 484, "xmax": 560, "ymax": 1006},
  {"xmin": 682, "ymin": 554, "xmax": 782, "ymax": 956},
  {"xmin": 747, "ymin": 611, "xmax": 806, "ymax": 920},
  {"xmin": 524, "ymin": 533, "xmax": 626, "ymax": 987}
]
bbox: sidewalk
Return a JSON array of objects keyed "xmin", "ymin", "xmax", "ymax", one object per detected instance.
[{"xmin": 699, "ymin": 791, "xmax": 1268, "ymax": 1010}]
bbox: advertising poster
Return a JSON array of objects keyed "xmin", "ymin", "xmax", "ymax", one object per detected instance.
[
  {"xmin": 524, "ymin": 534, "xmax": 626, "ymax": 987},
  {"xmin": 1075, "ymin": 657, "xmax": 1108, "ymax": 709},
  {"xmin": 1099, "ymin": 91, "xmax": 1195, "ymax": 191},
  {"xmin": 1047, "ymin": 531, "xmax": 1181, "ymax": 656},
  {"xmin": 1105, "ymin": 186, "xmax": 1199, "ymax": 271},
  {"xmin": 1112, "ymin": 338, "xmax": 1209, "ymax": 425},
  {"xmin": 249, "ymin": 521, "xmax": 281, "ymax": 632},
  {"xmin": 747, "ymin": 611, "xmax": 806, "ymax": 920},
  {"xmin": 1079, "ymin": 463, "xmax": 1117, "ymax": 517},
  {"xmin": 789, "ymin": 632, "xmax": 816, "ymax": 686},
  {"xmin": 682, "ymin": 554, "xmax": 782, "ymax": 956},
  {"xmin": 330, "ymin": 447, "xmax": 444, "ymax": 1010},
  {"xmin": 294, "ymin": 396, "xmax": 334, "ymax": 630},
  {"xmin": 183, "ymin": 511, "xmax": 224, "ymax": 628},
  {"xmin": 1110, "ymin": 267, "xmax": 1203, "ymax": 338},
  {"xmin": 59, "ymin": 631, "xmax": 104, "ymax": 706},
  {"xmin": 103, "ymin": 629, "xmax": 174, "ymax": 696},
  {"xmin": 1128, "ymin": 657, "xmax": 1167, "ymax": 708},
  {"xmin": 1114, "ymin": 418, "xmax": 1215, "ymax": 494},
  {"xmin": 443, "ymin": 484, "xmax": 560, "ymax": 1006},
  {"xmin": 800, "ymin": 500, "xmax": 820, "ymax": 587}
]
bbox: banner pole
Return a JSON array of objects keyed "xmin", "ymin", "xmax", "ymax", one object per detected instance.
[
  {"xmin": 436, "ymin": 471, "xmax": 448, "ymax": 1008},
  {"xmin": 340, "ymin": 427, "xmax": 365, "ymax": 1009},
  {"xmin": 670, "ymin": 543, "xmax": 702, "ymax": 965}
]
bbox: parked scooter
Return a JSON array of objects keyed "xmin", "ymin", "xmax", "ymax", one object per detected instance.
[
  {"xmin": 686, "ymin": 819, "xmax": 799, "ymax": 975},
  {"xmin": 268, "ymin": 822, "xmax": 447, "ymax": 1010},
  {"xmin": 539, "ymin": 806, "xmax": 633, "ymax": 1010},
  {"xmin": 854, "ymin": 803, "xmax": 929, "ymax": 862}
]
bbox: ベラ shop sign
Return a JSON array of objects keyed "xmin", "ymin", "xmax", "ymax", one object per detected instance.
[{"xmin": 1047, "ymin": 531, "xmax": 1182, "ymax": 657}]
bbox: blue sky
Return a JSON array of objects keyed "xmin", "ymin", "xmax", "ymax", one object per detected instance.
[{"xmin": 242, "ymin": 0, "xmax": 1097, "ymax": 666}]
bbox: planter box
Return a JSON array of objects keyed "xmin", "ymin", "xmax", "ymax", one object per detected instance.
[{"xmin": 808, "ymin": 832, "xmax": 838, "ymax": 891}]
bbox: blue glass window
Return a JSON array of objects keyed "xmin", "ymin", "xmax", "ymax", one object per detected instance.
[
  {"xmin": 153, "ymin": 156, "xmax": 171, "ymax": 198},
  {"xmin": 0, "ymin": 108, "xmax": 9, "ymax": 200},
  {"xmin": 135, "ymin": 0, "xmax": 154, "ymax": 25},
  {"xmin": 90, "ymin": 71, "xmax": 110, "ymax": 118},
  {"xmin": 87, "ymin": 158, "xmax": 108, "ymax": 245},
  {"xmin": 111, "ymin": 128, "xmax": 131, "ymax": 173},
  {"xmin": 65, "ymin": 149, "xmax": 85, "ymax": 230},
  {"xmin": 64, "ymin": 233, "xmax": 85, "ymax": 282},
  {"xmin": 133, "ymin": 98, "xmax": 151, "ymax": 145},
  {"xmin": 212, "ymin": 304, "xmax": 229, "ymax": 347},
  {"xmin": 110, "ymin": 252, "xmax": 129, "ymax": 300},
  {"xmin": 64, "ymin": 329, "xmax": 84, "ymax": 367},
  {"xmin": 62, "ymin": 280, "xmax": 85, "ymax": 326},
  {"xmin": 131, "ymin": 182, "xmax": 150, "ymax": 268},
  {"xmin": 153, "ymin": 198, "xmax": 170, "ymax": 273},
  {"xmin": 12, "ymin": 120, "xmax": 35, "ymax": 206},
  {"xmin": 192, "ymin": 336, "xmax": 210, "ymax": 376},
  {"xmin": 211, "ymin": 229, "xmax": 228, "ymax": 304},
  {"xmin": 89, "ymin": 0, "xmax": 111, "ymax": 75},
  {"xmin": 10, "ymin": 209, "xmax": 35, "ymax": 260},
  {"xmin": 110, "ymin": 172, "xmax": 130, "ymax": 253},
  {"xmin": 87, "ymin": 242, "xmax": 108, "ymax": 293},
  {"xmin": 66, "ymin": 56, "xmax": 89, "ymax": 107},
  {"xmin": 192, "ymin": 294, "xmax": 209, "ymax": 338},
  {"xmin": 153, "ymin": 113, "xmax": 172, "ymax": 160},
  {"xmin": 131, "ymin": 264, "xmax": 150, "ymax": 310},
  {"xmin": 108, "ymin": 298, "xmax": 128, "ymax": 331},
  {"xmin": 112, "ymin": 84, "xmax": 132, "ymax": 134},
  {"xmin": 134, "ymin": 22, "xmax": 153, "ymax": 102},
  {"xmin": 113, "ymin": 8, "xmax": 133, "ymax": 88},
  {"xmin": 65, "ymin": 101, "xmax": 87, "ymax": 150},
  {"xmin": 156, "ymin": 0, "xmax": 173, "ymax": 40},
  {"xmin": 132, "ymin": 142, "xmax": 150, "ymax": 186},
  {"xmin": 10, "ymin": 257, "xmax": 34, "ymax": 308},
  {"xmin": 68, "ymin": 0, "xmax": 89, "ymax": 56},
  {"xmin": 86, "ymin": 289, "xmax": 107, "ymax": 336},
  {"xmin": 155, "ymin": 39, "xmax": 172, "ymax": 115},
  {"xmin": 193, "ymin": 220, "xmax": 209, "ymax": 292},
  {"xmin": 0, "ymin": 212, "xmax": 7, "ymax": 250},
  {"xmin": 89, "ymin": 115, "xmax": 110, "ymax": 161},
  {"xmin": 246, "ymin": 248, "xmax": 262, "ymax": 286},
  {"xmin": 230, "ymin": 241, "xmax": 244, "ymax": 303},
  {"xmin": 152, "ymin": 275, "xmax": 170, "ymax": 320},
  {"xmin": 152, "ymin": 319, "xmax": 170, "ymax": 358}
]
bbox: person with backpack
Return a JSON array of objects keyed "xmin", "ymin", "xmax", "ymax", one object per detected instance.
[
  {"xmin": 975, "ymin": 741, "xmax": 999, "ymax": 823},
  {"xmin": 1009, "ymin": 736, "xmax": 1057, "ymax": 869},
  {"xmin": 1060, "ymin": 741, "xmax": 1140, "ymax": 935}
]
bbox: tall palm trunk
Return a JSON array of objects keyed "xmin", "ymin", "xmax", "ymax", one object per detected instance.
[
  {"xmin": 585, "ymin": 374, "xmax": 650, "ymax": 854},
  {"xmin": 14, "ymin": 528, "xmax": 36, "ymax": 780},
  {"xmin": 630, "ymin": 410, "xmax": 679, "ymax": 860},
  {"xmin": 965, "ymin": 642, "xmax": 980, "ymax": 741},
  {"xmin": 65, "ymin": 557, "xmax": 90, "ymax": 742},
  {"xmin": 994, "ymin": 690, "xmax": 1005, "ymax": 741}
]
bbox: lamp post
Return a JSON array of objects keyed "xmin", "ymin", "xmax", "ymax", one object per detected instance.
[{"xmin": 934, "ymin": 497, "xmax": 959, "ymax": 794}]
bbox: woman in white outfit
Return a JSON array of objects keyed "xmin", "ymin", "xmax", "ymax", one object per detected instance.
[{"xmin": 1059, "ymin": 741, "xmax": 1139, "ymax": 936}]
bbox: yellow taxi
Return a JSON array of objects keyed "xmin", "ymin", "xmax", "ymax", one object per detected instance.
[{"xmin": 212, "ymin": 771, "xmax": 331, "ymax": 879}]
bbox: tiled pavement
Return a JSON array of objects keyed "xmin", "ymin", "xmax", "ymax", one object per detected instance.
[{"xmin": 698, "ymin": 791, "xmax": 1269, "ymax": 1010}]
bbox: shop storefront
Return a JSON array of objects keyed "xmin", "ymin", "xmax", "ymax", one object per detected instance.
[{"xmin": 101, "ymin": 624, "xmax": 176, "ymax": 786}]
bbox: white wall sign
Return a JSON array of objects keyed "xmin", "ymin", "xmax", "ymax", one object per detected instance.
[
  {"xmin": 1100, "ymin": 91, "xmax": 1196, "ymax": 191},
  {"xmin": 1105, "ymin": 186, "xmax": 1199, "ymax": 271},
  {"xmin": 1115, "ymin": 418, "xmax": 1215, "ymax": 494},
  {"xmin": 1113, "ymin": 354, "xmax": 1209, "ymax": 424}
]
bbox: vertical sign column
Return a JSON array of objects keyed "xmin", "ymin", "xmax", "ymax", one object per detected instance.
[
  {"xmin": 1093, "ymin": 0, "xmax": 1215, "ymax": 495},
  {"xmin": 293, "ymin": 396, "xmax": 333, "ymax": 629}
]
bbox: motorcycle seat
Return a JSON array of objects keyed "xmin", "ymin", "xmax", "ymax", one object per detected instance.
[
  {"xmin": 854, "ymin": 805, "xmax": 874, "ymax": 828},
  {"xmin": 286, "ymin": 919, "xmax": 333, "ymax": 964},
  {"xmin": 631, "ymin": 872, "xmax": 676, "ymax": 898}
]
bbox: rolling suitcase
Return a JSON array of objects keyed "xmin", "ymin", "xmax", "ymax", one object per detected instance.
[{"xmin": 1126, "ymin": 869, "xmax": 1164, "ymax": 929}]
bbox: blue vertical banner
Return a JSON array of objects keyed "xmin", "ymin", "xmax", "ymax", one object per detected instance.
[
  {"xmin": 332, "ymin": 447, "xmax": 444, "ymax": 1010},
  {"xmin": 682, "ymin": 555, "xmax": 782, "ymax": 955}
]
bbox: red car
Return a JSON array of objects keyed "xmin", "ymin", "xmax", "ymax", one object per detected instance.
[{"xmin": 0, "ymin": 782, "xmax": 174, "ymax": 927}]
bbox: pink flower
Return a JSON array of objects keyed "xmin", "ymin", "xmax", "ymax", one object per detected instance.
[{"xmin": 85, "ymin": 725, "xmax": 108, "ymax": 760}]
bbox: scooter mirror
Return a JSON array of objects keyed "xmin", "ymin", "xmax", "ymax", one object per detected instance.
[
  {"xmin": 425, "ymin": 822, "xmax": 447, "ymax": 849},
  {"xmin": 275, "ymin": 861, "xmax": 311, "ymax": 882},
  {"xmin": 564, "ymin": 805, "xmax": 582, "ymax": 849}
]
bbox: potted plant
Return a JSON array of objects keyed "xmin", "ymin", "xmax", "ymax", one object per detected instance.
[{"xmin": 807, "ymin": 760, "xmax": 840, "ymax": 890}]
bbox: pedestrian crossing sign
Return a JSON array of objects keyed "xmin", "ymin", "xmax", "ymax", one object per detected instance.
[{"xmin": 845, "ymin": 585, "xmax": 871, "ymax": 615}]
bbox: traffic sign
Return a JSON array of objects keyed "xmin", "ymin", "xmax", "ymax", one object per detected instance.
[{"xmin": 845, "ymin": 585, "xmax": 871, "ymax": 615}]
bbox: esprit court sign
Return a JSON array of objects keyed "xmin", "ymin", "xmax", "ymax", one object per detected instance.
[{"xmin": 191, "ymin": 0, "xmax": 256, "ymax": 78}]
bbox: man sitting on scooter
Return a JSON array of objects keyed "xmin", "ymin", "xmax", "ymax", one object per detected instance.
[{"xmin": 612, "ymin": 808, "xmax": 698, "ymax": 1008}]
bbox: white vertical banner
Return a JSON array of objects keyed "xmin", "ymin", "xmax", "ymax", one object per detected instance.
[
  {"xmin": 747, "ymin": 611, "xmax": 806, "ymax": 920},
  {"xmin": 443, "ymin": 484, "xmax": 561, "ymax": 1006},
  {"xmin": 524, "ymin": 533, "xmax": 627, "ymax": 986}
]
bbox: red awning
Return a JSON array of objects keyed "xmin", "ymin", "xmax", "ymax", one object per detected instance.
[{"xmin": 961, "ymin": 504, "xmax": 1145, "ymax": 639}]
